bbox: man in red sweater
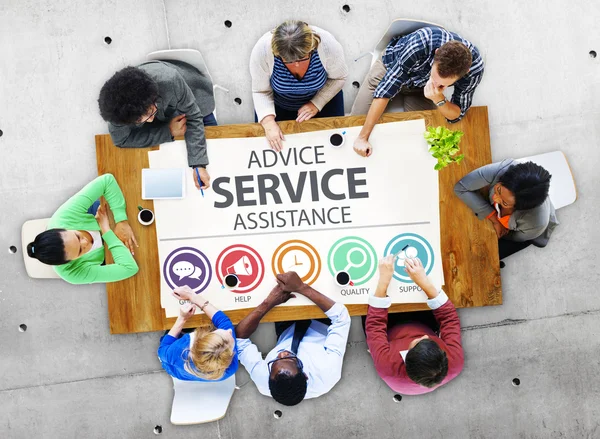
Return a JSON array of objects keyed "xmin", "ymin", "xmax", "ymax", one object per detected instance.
[{"xmin": 365, "ymin": 256, "xmax": 464, "ymax": 395}]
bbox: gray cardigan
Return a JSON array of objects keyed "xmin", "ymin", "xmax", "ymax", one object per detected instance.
[
  {"xmin": 454, "ymin": 159, "xmax": 558, "ymax": 246},
  {"xmin": 108, "ymin": 60, "xmax": 215, "ymax": 167}
]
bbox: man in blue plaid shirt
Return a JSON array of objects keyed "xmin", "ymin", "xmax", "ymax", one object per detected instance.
[{"xmin": 351, "ymin": 27, "xmax": 484, "ymax": 157}]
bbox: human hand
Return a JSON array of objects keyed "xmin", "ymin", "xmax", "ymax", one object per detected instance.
[
  {"xmin": 353, "ymin": 137, "xmax": 373, "ymax": 157},
  {"xmin": 424, "ymin": 77, "xmax": 445, "ymax": 103},
  {"xmin": 492, "ymin": 220, "xmax": 509, "ymax": 238},
  {"xmin": 261, "ymin": 116, "xmax": 285, "ymax": 152},
  {"xmin": 266, "ymin": 284, "xmax": 296, "ymax": 306},
  {"xmin": 404, "ymin": 257, "xmax": 432, "ymax": 289},
  {"xmin": 114, "ymin": 221, "xmax": 139, "ymax": 255},
  {"xmin": 192, "ymin": 167, "xmax": 211, "ymax": 190},
  {"xmin": 95, "ymin": 202, "xmax": 111, "ymax": 234},
  {"xmin": 296, "ymin": 102, "xmax": 319, "ymax": 123},
  {"xmin": 378, "ymin": 255, "xmax": 395, "ymax": 285},
  {"xmin": 172, "ymin": 286, "xmax": 196, "ymax": 302},
  {"xmin": 179, "ymin": 303, "xmax": 195, "ymax": 320},
  {"xmin": 276, "ymin": 271, "xmax": 306, "ymax": 292},
  {"xmin": 169, "ymin": 114, "xmax": 187, "ymax": 137}
]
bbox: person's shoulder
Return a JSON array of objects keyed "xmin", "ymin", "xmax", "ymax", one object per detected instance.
[
  {"xmin": 518, "ymin": 197, "xmax": 552, "ymax": 223},
  {"xmin": 311, "ymin": 25, "xmax": 338, "ymax": 42},
  {"xmin": 137, "ymin": 60, "xmax": 179, "ymax": 83},
  {"xmin": 163, "ymin": 332, "xmax": 191, "ymax": 350},
  {"xmin": 53, "ymin": 259, "xmax": 89, "ymax": 284},
  {"xmin": 412, "ymin": 26, "xmax": 438, "ymax": 40},
  {"xmin": 253, "ymin": 30, "xmax": 274, "ymax": 51},
  {"xmin": 494, "ymin": 158, "xmax": 516, "ymax": 173}
]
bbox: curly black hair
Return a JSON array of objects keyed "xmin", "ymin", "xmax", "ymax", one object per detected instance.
[
  {"xmin": 269, "ymin": 369, "xmax": 308, "ymax": 406},
  {"xmin": 98, "ymin": 66, "xmax": 159, "ymax": 125},
  {"xmin": 498, "ymin": 162, "xmax": 551, "ymax": 210}
]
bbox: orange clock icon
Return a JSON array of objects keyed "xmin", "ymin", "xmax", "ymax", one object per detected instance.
[{"xmin": 271, "ymin": 240, "xmax": 322, "ymax": 285}]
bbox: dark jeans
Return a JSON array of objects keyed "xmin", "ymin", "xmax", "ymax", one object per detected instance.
[
  {"xmin": 203, "ymin": 112, "xmax": 218, "ymax": 126},
  {"xmin": 275, "ymin": 318, "xmax": 332, "ymax": 341},
  {"xmin": 87, "ymin": 200, "xmax": 105, "ymax": 265},
  {"xmin": 87, "ymin": 200, "xmax": 100, "ymax": 216},
  {"xmin": 254, "ymin": 90, "xmax": 345, "ymax": 122},
  {"xmin": 362, "ymin": 310, "xmax": 440, "ymax": 335},
  {"xmin": 499, "ymin": 239, "xmax": 533, "ymax": 260}
]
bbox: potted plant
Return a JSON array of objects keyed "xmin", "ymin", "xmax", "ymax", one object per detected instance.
[{"xmin": 423, "ymin": 126, "xmax": 465, "ymax": 170}]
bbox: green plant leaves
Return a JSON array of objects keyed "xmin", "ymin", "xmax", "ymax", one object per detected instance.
[{"xmin": 423, "ymin": 126, "xmax": 465, "ymax": 171}]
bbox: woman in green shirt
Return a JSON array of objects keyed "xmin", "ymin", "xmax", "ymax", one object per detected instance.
[{"xmin": 26, "ymin": 174, "xmax": 139, "ymax": 284}]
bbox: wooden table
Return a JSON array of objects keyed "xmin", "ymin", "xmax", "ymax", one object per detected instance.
[{"xmin": 96, "ymin": 106, "xmax": 502, "ymax": 334}]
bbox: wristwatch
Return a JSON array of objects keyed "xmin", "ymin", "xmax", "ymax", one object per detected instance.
[{"xmin": 435, "ymin": 98, "xmax": 447, "ymax": 107}]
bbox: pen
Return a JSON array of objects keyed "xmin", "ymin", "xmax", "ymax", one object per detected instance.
[
  {"xmin": 194, "ymin": 167, "xmax": 205, "ymax": 198},
  {"xmin": 393, "ymin": 244, "xmax": 410, "ymax": 259}
]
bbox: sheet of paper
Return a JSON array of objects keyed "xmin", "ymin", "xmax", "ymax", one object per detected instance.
[{"xmin": 148, "ymin": 120, "xmax": 444, "ymax": 317}]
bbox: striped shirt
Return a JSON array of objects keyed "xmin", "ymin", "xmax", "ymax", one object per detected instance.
[
  {"xmin": 374, "ymin": 27, "xmax": 484, "ymax": 123},
  {"xmin": 270, "ymin": 51, "xmax": 328, "ymax": 111}
]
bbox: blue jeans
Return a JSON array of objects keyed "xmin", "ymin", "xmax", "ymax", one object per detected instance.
[
  {"xmin": 203, "ymin": 112, "xmax": 217, "ymax": 126},
  {"xmin": 87, "ymin": 200, "xmax": 100, "ymax": 216}
]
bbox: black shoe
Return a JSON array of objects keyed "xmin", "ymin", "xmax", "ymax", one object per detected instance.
[{"xmin": 500, "ymin": 261, "xmax": 505, "ymax": 269}]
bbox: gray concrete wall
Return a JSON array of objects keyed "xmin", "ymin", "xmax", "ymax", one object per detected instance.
[{"xmin": 1, "ymin": 0, "xmax": 599, "ymax": 438}]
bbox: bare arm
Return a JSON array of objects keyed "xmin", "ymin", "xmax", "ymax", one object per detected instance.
[
  {"xmin": 276, "ymin": 272, "xmax": 335, "ymax": 313},
  {"xmin": 168, "ymin": 304, "xmax": 195, "ymax": 338},
  {"xmin": 235, "ymin": 298, "xmax": 277, "ymax": 339},
  {"xmin": 236, "ymin": 285, "xmax": 295, "ymax": 338},
  {"xmin": 297, "ymin": 284, "xmax": 335, "ymax": 313},
  {"xmin": 353, "ymin": 98, "xmax": 389, "ymax": 157},
  {"xmin": 436, "ymin": 100, "xmax": 461, "ymax": 121},
  {"xmin": 358, "ymin": 98, "xmax": 389, "ymax": 142},
  {"xmin": 172, "ymin": 286, "xmax": 219, "ymax": 320}
]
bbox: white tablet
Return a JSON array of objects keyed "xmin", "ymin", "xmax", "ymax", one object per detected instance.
[{"xmin": 142, "ymin": 168, "xmax": 186, "ymax": 200}]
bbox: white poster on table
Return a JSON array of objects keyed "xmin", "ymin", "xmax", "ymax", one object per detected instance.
[{"xmin": 148, "ymin": 119, "xmax": 443, "ymax": 317}]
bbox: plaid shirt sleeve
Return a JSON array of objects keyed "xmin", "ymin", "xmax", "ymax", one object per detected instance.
[
  {"xmin": 374, "ymin": 29, "xmax": 432, "ymax": 99},
  {"xmin": 447, "ymin": 64, "xmax": 484, "ymax": 123}
]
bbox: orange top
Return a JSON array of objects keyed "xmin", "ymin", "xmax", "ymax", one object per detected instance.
[{"xmin": 487, "ymin": 204, "xmax": 511, "ymax": 229}]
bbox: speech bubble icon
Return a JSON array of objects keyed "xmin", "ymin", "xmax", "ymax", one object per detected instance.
[
  {"xmin": 173, "ymin": 261, "xmax": 195, "ymax": 280},
  {"xmin": 189, "ymin": 265, "xmax": 203, "ymax": 280}
]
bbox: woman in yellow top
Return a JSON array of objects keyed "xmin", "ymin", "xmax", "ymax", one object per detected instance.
[{"xmin": 26, "ymin": 174, "xmax": 139, "ymax": 284}]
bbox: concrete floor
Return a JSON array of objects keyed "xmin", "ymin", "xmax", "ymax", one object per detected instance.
[{"xmin": 1, "ymin": 0, "xmax": 599, "ymax": 438}]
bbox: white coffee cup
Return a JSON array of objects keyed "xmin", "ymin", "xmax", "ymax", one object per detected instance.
[
  {"xmin": 329, "ymin": 132, "xmax": 345, "ymax": 148},
  {"xmin": 334, "ymin": 271, "xmax": 352, "ymax": 287},
  {"xmin": 137, "ymin": 208, "xmax": 155, "ymax": 226},
  {"xmin": 223, "ymin": 274, "xmax": 240, "ymax": 289}
]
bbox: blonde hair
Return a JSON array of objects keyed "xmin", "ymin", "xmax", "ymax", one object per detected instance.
[
  {"xmin": 271, "ymin": 20, "xmax": 321, "ymax": 62},
  {"xmin": 183, "ymin": 325, "xmax": 234, "ymax": 380}
]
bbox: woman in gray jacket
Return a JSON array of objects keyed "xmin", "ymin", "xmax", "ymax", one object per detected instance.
[{"xmin": 454, "ymin": 159, "xmax": 558, "ymax": 260}]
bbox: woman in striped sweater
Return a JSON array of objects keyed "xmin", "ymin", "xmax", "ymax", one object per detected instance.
[{"xmin": 250, "ymin": 20, "xmax": 348, "ymax": 151}]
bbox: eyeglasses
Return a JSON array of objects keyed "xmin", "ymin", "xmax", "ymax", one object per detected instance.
[
  {"xmin": 267, "ymin": 351, "xmax": 304, "ymax": 373},
  {"xmin": 282, "ymin": 56, "xmax": 310, "ymax": 64},
  {"xmin": 135, "ymin": 104, "xmax": 158, "ymax": 127},
  {"xmin": 280, "ymin": 50, "xmax": 313, "ymax": 64}
]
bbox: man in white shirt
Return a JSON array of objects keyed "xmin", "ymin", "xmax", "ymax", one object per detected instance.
[{"xmin": 235, "ymin": 272, "xmax": 351, "ymax": 406}]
